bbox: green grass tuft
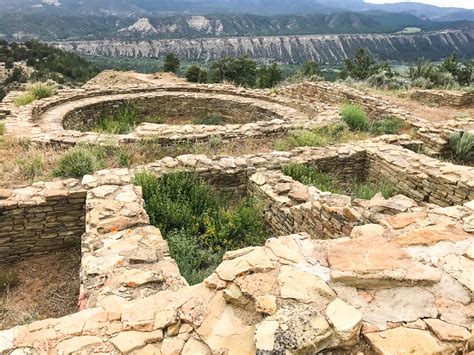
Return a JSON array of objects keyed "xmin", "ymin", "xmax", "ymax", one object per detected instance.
[
  {"xmin": 94, "ymin": 102, "xmax": 140, "ymax": 134},
  {"xmin": 14, "ymin": 84, "xmax": 55, "ymax": 106},
  {"xmin": 282, "ymin": 164, "xmax": 343, "ymax": 194},
  {"xmin": 340, "ymin": 104, "xmax": 369, "ymax": 131},
  {"xmin": 353, "ymin": 181, "xmax": 395, "ymax": 200},
  {"xmin": 369, "ymin": 116, "xmax": 406, "ymax": 135}
]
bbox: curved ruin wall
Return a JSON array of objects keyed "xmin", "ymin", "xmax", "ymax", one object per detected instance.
[{"xmin": 63, "ymin": 94, "xmax": 283, "ymax": 131}]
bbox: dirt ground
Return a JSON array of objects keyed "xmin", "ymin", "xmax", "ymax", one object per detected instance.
[
  {"xmin": 83, "ymin": 70, "xmax": 187, "ymax": 88},
  {"xmin": 363, "ymin": 87, "xmax": 473, "ymax": 123},
  {"xmin": 0, "ymin": 247, "xmax": 81, "ymax": 330}
]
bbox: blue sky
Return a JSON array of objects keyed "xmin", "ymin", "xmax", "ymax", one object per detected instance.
[{"xmin": 365, "ymin": 0, "xmax": 474, "ymax": 8}]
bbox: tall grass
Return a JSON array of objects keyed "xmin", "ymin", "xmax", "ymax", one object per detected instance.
[
  {"xmin": 282, "ymin": 164, "xmax": 343, "ymax": 194},
  {"xmin": 353, "ymin": 181, "xmax": 395, "ymax": 200},
  {"xmin": 14, "ymin": 84, "xmax": 55, "ymax": 107},
  {"xmin": 283, "ymin": 163, "xmax": 396, "ymax": 200},
  {"xmin": 94, "ymin": 102, "xmax": 140, "ymax": 134},
  {"xmin": 274, "ymin": 122, "xmax": 369, "ymax": 151}
]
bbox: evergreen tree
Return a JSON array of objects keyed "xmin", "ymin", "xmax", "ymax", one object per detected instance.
[{"xmin": 163, "ymin": 53, "xmax": 180, "ymax": 74}]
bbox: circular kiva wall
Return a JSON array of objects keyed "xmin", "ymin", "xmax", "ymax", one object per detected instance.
[{"xmin": 63, "ymin": 92, "xmax": 289, "ymax": 131}]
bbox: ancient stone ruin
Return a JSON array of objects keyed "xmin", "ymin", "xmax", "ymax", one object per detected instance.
[{"xmin": 0, "ymin": 78, "xmax": 473, "ymax": 354}]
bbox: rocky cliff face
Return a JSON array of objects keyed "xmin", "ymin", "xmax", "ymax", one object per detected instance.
[{"xmin": 53, "ymin": 29, "xmax": 474, "ymax": 64}]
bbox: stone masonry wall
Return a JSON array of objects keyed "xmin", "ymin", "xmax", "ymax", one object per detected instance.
[
  {"xmin": 0, "ymin": 180, "xmax": 86, "ymax": 264},
  {"xmin": 63, "ymin": 94, "xmax": 283, "ymax": 131},
  {"xmin": 364, "ymin": 142, "xmax": 474, "ymax": 206},
  {"xmin": 278, "ymin": 81, "xmax": 412, "ymax": 120},
  {"xmin": 410, "ymin": 89, "xmax": 474, "ymax": 108}
]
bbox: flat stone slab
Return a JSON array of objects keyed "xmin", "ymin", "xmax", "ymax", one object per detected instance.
[
  {"xmin": 394, "ymin": 224, "xmax": 471, "ymax": 246},
  {"xmin": 328, "ymin": 236, "xmax": 442, "ymax": 288},
  {"xmin": 365, "ymin": 327, "xmax": 444, "ymax": 355}
]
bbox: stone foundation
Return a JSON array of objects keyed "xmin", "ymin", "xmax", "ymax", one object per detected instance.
[
  {"xmin": 0, "ymin": 180, "xmax": 86, "ymax": 264},
  {"xmin": 410, "ymin": 89, "xmax": 474, "ymax": 108}
]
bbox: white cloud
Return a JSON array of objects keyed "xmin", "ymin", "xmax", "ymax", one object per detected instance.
[{"xmin": 364, "ymin": 0, "xmax": 474, "ymax": 9}]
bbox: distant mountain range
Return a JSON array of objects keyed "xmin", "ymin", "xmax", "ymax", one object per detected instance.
[
  {"xmin": 0, "ymin": 11, "xmax": 473, "ymax": 42},
  {"xmin": 0, "ymin": 0, "xmax": 472, "ymax": 21}
]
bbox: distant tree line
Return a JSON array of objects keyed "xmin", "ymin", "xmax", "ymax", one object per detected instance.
[
  {"xmin": 163, "ymin": 52, "xmax": 325, "ymax": 89},
  {"xmin": 339, "ymin": 48, "xmax": 473, "ymax": 89}
]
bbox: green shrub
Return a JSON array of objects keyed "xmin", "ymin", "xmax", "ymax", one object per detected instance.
[
  {"xmin": 449, "ymin": 131, "xmax": 474, "ymax": 163},
  {"xmin": 353, "ymin": 181, "xmax": 395, "ymax": 200},
  {"xmin": 53, "ymin": 146, "xmax": 105, "ymax": 178},
  {"xmin": 0, "ymin": 270, "xmax": 19, "ymax": 292},
  {"xmin": 193, "ymin": 116, "xmax": 224, "ymax": 125},
  {"xmin": 0, "ymin": 123, "xmax": 5, "ymax": 136},
  {"xmin": 282, "ymin": 164, "xmax": 343, "ymax": 194},
  {"xmin": 94, "ymin": 102, "xmax": 140, "ymax": 134},
  {"xmin": 369, "ymin": 116, "xmax": 406, "ymax": 135},
  {"xmin": 340, "ymin": 104, "xmax": 369, "ymax": 131},
  {"xmin": 134, "ymin": 171, "xmax": 267, "ymax": 284}
]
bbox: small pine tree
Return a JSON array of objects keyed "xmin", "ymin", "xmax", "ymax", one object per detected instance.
[
  {"xmin": 301, "ymin": 60, "xmax": 322, "ymax": 78},
  {"xmin": 163, "ymin": 53, "xmax": 180, "ymax": 74}
]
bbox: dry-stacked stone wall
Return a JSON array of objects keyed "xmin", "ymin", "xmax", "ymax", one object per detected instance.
[
  {"xmin": 63, "ymin": 93, "xmax": 287, "ymax": 131},
  {"xmin": 0, "ymin": 180, "xmax": 86, "ymax": 263},
  {"xmin": 410, "ymin": 89, "xmax": 474, "ymax": 108},
  {"xmin": 278, "ymin": 81, "xmax": 412, "ymax": 120},
  {"xmin": 0, "ymin": 141, "xmax": 473, "ymax": 354}
]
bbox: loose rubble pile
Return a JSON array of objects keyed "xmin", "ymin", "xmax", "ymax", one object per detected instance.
[{"xmin": 0, "ymin": 78, "xmax": 473, "ymax": 354}]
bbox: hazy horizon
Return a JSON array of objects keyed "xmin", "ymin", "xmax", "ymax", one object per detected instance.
[{"xmin": 365, "ymin": 0, "xmax": 474, "ymax": 9}]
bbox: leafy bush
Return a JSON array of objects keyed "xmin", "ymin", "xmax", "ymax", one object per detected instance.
[
  {"xmin": 340, "ymin": 104, "xmax": 369, "ymax": 131},
  {"xmin": 192, "ymin": 116, "xmax": 224, "ymax": 125},
  {"xmin": 353, "ymin": 181, "xmax": 395, "ymax": 200},
  {"xmin": 185, "ymin": 65, "xmax": 208, "ymax": 83},
  {"xmin": 448, "ymin": 131, "xmax": 474, "ymax": 163},
  {"xmin": 369, "ymin": 116, "xmax": 406, "ymax": 135},
  {"xmin": 53, "ymin": 146, "xmax": 105, "ymax": 178},
  {"xmin": 0, "ymin": 123, "xmax": 5, "ymax": 136},
  {"xmin": 94, "ymin": 102, "xmax": 140, "ymax": 134},
  {"xmin": 134, "ymin": 171, "xmax": 268, "ymax": 284},
  {"xmin": 283, "ymin": 164, "xmax": 343, "ymax": 194}
]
